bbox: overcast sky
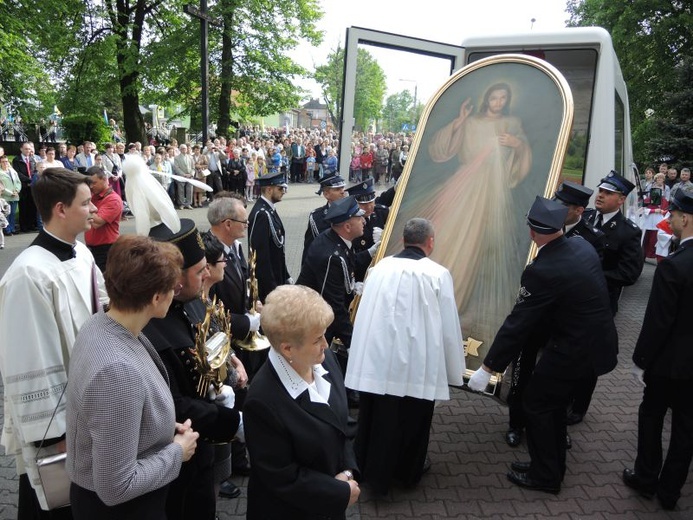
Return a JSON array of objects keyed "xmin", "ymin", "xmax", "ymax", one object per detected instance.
[{"xmin": 295, "ymin": 0, "xmax": 571, "ymax": 103}]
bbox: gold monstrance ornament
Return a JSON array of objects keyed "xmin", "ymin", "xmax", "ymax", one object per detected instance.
[{"xmin": 193, "ymin": 296, "xmax": 233, "ymax": 397}]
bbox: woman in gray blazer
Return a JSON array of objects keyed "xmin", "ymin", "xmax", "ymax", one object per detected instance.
[{"xmin": 66, "ymin": 236, "xmax": 199, "ymax": 519}]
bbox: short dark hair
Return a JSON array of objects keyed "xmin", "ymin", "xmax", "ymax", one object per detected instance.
[
  {"xmin": 201, "ymin": 231, "xmax": 225, "ymax": 264},
  {"xmin": 105, "ymin": 235, "xmax": 183, "ymax": 312},
  {"xmin": 32, "ymin": 167, "xmax": 91, "ymax": 223},
  {"xmin": 86, "ymin": 166, "xmax": 107, "ymax": 179}
]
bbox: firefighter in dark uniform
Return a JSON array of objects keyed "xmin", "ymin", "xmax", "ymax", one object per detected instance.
[
  {"xmin": 297, "ymin": 197, "xmax": 374, "ymax": 359},
  {"xmin": 144, "ymin": 218, "xmax": 244, "ymax": 520},
  {"xmin": 624, "ymin": 189, "xmax": 693, "ymax": 511},
  {"xmin": 504, "ymin": 181, "xmax": 606, "ymax": 447},
  {"xmin": 566, "ymin": 171, "xmax": 644, "ymax": 425},
  {"xmin": 346, "ymin": 177, "xmax": 390, "ymax": 256},
  {"xmin": 589, "ymin": 171, "xmax": 644, "ymax": 314},
  {"xmin": 468, "ymin": 196, "xmax": 617, "ymax": 495},
  {"xmin": 247, "ymin": 171, "xmax": 291, "ymax": 303},
  {"xmin": 302, "ymin": 172, "xmax": 346, "ymax": 263}
]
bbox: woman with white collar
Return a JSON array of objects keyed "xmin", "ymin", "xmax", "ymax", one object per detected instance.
[{"xmin": 244, "ymin": 285, "xmax": 359, "ymax": 519}]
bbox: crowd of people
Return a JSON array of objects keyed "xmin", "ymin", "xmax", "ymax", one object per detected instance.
[{"xmin": 0, "ymin": 123, "xmax": 692, "ymax": 519}]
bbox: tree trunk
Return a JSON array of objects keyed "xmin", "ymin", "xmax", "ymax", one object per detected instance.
[
  {"xmin": 114, "ymin": 0, "xmax": 146, "ymax": 144},
  {"xmin": 120, "ymin": 69, "xmax": 146, "ymax": 144}
]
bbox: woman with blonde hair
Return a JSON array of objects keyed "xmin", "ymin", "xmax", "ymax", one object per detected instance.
[{"xmin": 244, "ymin": 285, "xmax": 359, "ymax": 519}]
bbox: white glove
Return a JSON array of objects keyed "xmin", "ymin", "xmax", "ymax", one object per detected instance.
[
  {"xmin": 208, "ymin": 384, "xmax": 236, "ymax": 409},
  {"xmin": 631, "ymin": 365, "xmax": 646, "ymax": 387},
  {"xmin": 372, "ymin": 226, "xmax": 383, "ymax": 244},
  {"xmin": 467, "ymin": 367, "xmax": 492, "ymax": 392},
  {"xmin": 246, "ymin": 312, "xmax": 261, "ymax": 332},
  {"xmin": 235, "ymin": 412, "xmax": 245, "ymax": 443},
  {"xmin": 353, "ymin": 282, "xmax": 364, "ymax": 296}
]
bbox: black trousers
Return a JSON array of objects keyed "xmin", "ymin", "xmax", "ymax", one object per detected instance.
[
  {"xmin": 507, "ymin": 344, "xmax": 541, "ymax": 430},
  {"xmin": 166, "ymin": 443, "xmax": 216, "ymax": 520},
  {"xmin": 355, "ymin": 392, "xmax": 433, "ymax": 495},
  {"xmin": 524, "ymin": 373, "xmax": 582, "ymax": 485},
  {"xmin": 568, "ymin": 375, "xmax": 598, "ymax": 416},
  {"xmin": 70, "ymin": 482, "xmax": 168, "ymax": 520},
  {"xmin": 18, "ymin": 187, "xmax": 37, "ymax": 232},
  {"xmin": 635, "ymin": 376, "xmax": 693, "ymax": 504}
]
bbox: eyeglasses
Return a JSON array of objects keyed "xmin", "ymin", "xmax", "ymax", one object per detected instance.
[
  {"xmin": 223, "ymin": 217, "xmax": 249, "ymax": 225},
  {"xmin": 209, "ymin": 258, "xmax": 227, "ymax": 265}
]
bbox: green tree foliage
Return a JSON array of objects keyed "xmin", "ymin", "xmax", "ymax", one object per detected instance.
[
  {"xmin": 314, "ymin": 46, "xmax": 387, "ymax": 132},
  {"xmin": 214, "ymin": 0, "xmax": 323, "ymax": 136},
  {"xmin": 2, "ymin": 0, "xmax": 323, "ymax": 143},
  {"xmin": 381, "ymin": 90, "xmax": 414, "ymax": 133},
  {"xmin": 61, "ymin": 114, "xmax": 111, "ymax": 147},
  {"xmin": 641, "ymin": 59, "xmax": 693, "ymax": 166},
  {"xmin": 567, "ymin": 0, "xmax": 693, "ymax": 165}
]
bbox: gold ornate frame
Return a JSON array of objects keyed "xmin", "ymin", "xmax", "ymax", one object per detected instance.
[{"xmin": 371, "ymin": 54, "xmax": 574, "ymax": 397}]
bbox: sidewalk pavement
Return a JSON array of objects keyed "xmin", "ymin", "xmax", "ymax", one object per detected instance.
[{"xmin": 0, "ymin": 182, "xmax": 687, "ymax": 519}]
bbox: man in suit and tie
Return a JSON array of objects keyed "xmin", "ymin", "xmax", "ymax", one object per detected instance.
[
  {"xmin": 623, "ymin": 189, "xmax": 693, "ymax": 511},
  {"xmin": 290, "ymin": 137, "xmax": 306, "ymax": 184},
  {"xmin": 469, "ymin": 196, "xmax": 617, "ymax": 494},
  {"xmin": 12, "ymin": 141, "xmax": 38, "ymax": 233},
  {"xmin": 207, "ymin": 194, "xmax": 265, "ymax": 378},
  {"xmin": 247, "ymin": 171, "xmax": 291, "ymax": 303},
  {"xmin": 590, "ymin": 171, "xmax": 644, "ymax": 314},
  {"xmin": 74, "ymin": 141, "xmax": 96, "ymax": 170}
]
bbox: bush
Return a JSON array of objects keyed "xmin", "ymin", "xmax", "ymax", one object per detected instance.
[{"xmin": 61, "ymin": 114, "xmax": 111, "ymax": 148}]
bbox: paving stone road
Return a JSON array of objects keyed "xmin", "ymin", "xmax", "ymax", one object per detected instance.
[{"xmin": 0, "ymin": 182, "xmax": 687, "ymax": 519}]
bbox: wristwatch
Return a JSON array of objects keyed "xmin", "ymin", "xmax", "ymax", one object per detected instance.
[{"xmin": 342, "ymin": 470, "xmax": 353, "ymax": 481}]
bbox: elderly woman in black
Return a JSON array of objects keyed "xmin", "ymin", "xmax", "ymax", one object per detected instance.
[
  {"xmin": 244, "ymin": 285, "xmax": 360, "ymax": 519},
  {"xmin": 66, "ymin": 236, "xmax": 199, "ymax": 519}
]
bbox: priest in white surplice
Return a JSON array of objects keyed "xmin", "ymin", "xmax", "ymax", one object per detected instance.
[{"xmin": 345, "ymin": 218, "xmax": 465, "ymax": 495}]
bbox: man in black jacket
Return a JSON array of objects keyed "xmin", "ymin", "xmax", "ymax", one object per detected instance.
[
  {"xmin": 145, "ymin": 218, "xmax": 243, "ymax": 520},
  {"xmin": 623, "ymin": 190, "xmax": 693, "ymax": 511},
  {"xmin": 566, "ymin": 172, "xmax": 644, "ymax": 425},
  {"xmin": 468, "ymin": 197, "xmax": 617, "ymax": 494},
  {"xmin": 247, "ymin": 171, "xmax": 291, "ymax": 302},
  {"xmin": 504, "ymin": 181, "xmax": 605, "ymax": 446}
]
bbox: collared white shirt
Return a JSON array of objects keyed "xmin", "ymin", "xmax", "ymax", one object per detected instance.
[
  {"xmin": 599, "ymin": 209, "xmax": 620, "ymax": 225},
  {"xmin": 564, "ymin": 216, "xmax": 583, "ymax": 234},
  {"xmin": 268, "ymin": 348, "xmax": 331, "ymax": 404},
  {"xmin": 260, "ymin": 195, "xmax": 276, "ymax": 211}
]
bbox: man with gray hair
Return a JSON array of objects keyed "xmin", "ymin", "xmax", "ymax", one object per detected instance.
[
  {"xmin": 345, "ymin": 217, "xmax": 465, "ymax": 495},
  {"xmin": 670, "ymin": 167, "xmax": 693, "ymax": 200},
  {"xmin": 207, "ymin": 193, "xmax": 264, "ymax": 377}
]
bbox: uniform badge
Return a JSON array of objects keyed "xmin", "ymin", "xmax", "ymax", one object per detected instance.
[{"xmin": 516, "ymin": 286, "xmax": 531, "ymax": 304}]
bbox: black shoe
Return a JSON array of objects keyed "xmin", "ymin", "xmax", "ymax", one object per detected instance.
[
  {"xmin": 507, "ymin": 470, "xmax": 560, "ymax": 494},
  {"xmin": 657, "ymin": 492, "xmax": 677, "ymax": 511},
  {"xmin": 511, "ymin": 461, "xmax": 531, "ymax": 473},
  {"xmin": 505, "ymin": 428, "xmax": 522, "ymax": 447},
  {"xmin": 622, "ymin": 469, "xmax": 654, "ymax": 499},
  {"xmin": 566, "ymin": 434, "xmax": 572, "ymax": 450},
  {"xmin": 218, "ymin": 480, "xmax": 241, "ymax": 499},
  {"xmin": 565, "ymin": 412, "xmax": 584, "ymax": 425}
]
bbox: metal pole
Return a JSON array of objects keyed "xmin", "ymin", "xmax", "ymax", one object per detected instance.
[{"xmin": 200, "ymin": 0, "xmax": 209, "ymax": 144}]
